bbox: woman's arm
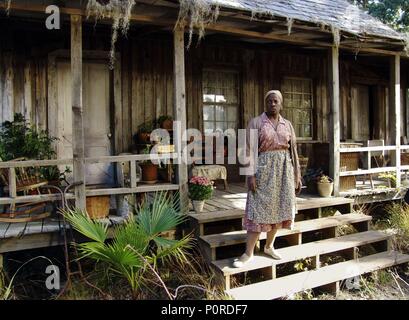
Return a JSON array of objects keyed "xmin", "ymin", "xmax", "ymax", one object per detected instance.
[
  {"xmin": 288, "ymin": 121, "xmax": 302, "ymax": 194},
  {"xmin": 244, "ymin": 118, "xmax": 258, "ymax": 192}
]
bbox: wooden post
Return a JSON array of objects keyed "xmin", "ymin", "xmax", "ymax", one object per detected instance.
[
  {"xmin": 329, "ymin": 47, "xmax": 340, "ymax": 196},
  {"xmin": 130, "ymin": 161, "xmax": 137, "ymax": 188},
  {"xmin": 71, "ymin": 15, "xmax": 86, "ymax": 210},
  {"xmin": 0, "ymin": 254, "xmax": 4, "ymax": 290},
  {"xmin": 390, "ymin": 55, "xmax": 401, "ymax": 188},
  {"xmin": 8, "ymin": 168, "xmax": 16, "ymax": 199},
  {"xmin": 173, "ymin": 26, "xmax": 189, "ymax": 214}
]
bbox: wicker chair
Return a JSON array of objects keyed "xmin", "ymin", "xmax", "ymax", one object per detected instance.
[
  {"xmin": 362, "ymin": 140, "xmax": 389, "ymax": 189},
  {"xmin": 0, "ymin": 158, "xmax": 52, "ymax": 223}
]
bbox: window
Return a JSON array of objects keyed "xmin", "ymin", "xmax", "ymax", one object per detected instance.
[
  {"xmin": 202, "ymin": 70, "xmax": 239, "ymax": 135},
  {"xmin": 281, "ymin": 78, "xmax": 313, "ymax": 139}
]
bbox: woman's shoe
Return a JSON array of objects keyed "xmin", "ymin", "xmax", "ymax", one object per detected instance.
[
  {"xmin": 264, "ymin": 246, "xmax": 282, "ymax": 260},
  {"xmin": 232, "ymin": 253, "xmax": 254, "ymax": 268}
]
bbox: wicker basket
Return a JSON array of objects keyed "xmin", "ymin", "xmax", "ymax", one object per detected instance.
[
  {"xmin": 86, "ymin": 196, "xmax": 110, "ymax": 219},
  {"xmin": 340, "ymin": 176, "xmax": 356, "ymax": 191},
  {"xmin": 340, "ymin": 153, "xmax": 360, "ymax": 171},
  {"xmin": 401, "ymin": 153, "xmax": 409, "ymax": 165}
]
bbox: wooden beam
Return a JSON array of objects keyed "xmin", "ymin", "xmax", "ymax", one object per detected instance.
[
  {"xmin": 329, "ymin": 46, "xmax": 340, "ymax": 196},
  {"xmin": 173, "ymin": 26, "xmax": 189, "ymax": 214},
  {"xmin": 391, "ymin": 54, "xmax": 401, "ymax": 187},
  {"xmin": 71, "ymin": 15, "xmax": 86, "ymax": 210}
]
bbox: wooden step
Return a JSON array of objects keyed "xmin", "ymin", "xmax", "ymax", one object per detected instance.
[
  {"xmin": 213, "ymin": 230, "xmax": 390, "ymax": 277},
  {"xmin": 201, "ymin": 213, "xmax": 372, "ymax": 249},
  {"xmin": 189, "ymin": 209, "xmax": 244, "ymax": 224},
  {"xmin": 226, "ymin": 250, "xmax": 409, "ymax": 300}
]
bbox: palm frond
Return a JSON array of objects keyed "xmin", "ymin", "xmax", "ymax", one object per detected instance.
[
  {"xmin": 153, "ymin": 234, "xmax": 192, "ymax": 265},
  {"xmin": 136, "ymin": 191, "xmax": 186, "ymax": 238},
  {"xmin": 113, "ymin": 218, "xmax": 150, "ymax": 252},
  {"xmin": 61, "ymin": 208, "xmax": 108, "ymax": 243}
]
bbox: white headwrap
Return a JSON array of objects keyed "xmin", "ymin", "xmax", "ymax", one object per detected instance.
[{"xmin": 264, "ymin": 90, "xmax": 283, "ymax": 104}]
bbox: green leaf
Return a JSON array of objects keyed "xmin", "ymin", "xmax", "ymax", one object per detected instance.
[{"xmin": 62, "ymin": 208, "xmax": 108, "ymax": 243}]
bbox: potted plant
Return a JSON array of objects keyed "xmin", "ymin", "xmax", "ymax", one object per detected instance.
[
  {"xmin": 157, "ymin": 115, "xmax": 173, "ymax": 130},
  {"xmin": 188, "ymin": 176, "xmax": 214, "ymax": 213},
  {"xmin": 317, "ymin": 175, "xmax": 334, "ymax": 197},
  {"xmin": 303, "ymin": 168, "xmax": 324, "ymax": 194},
  {"xmin": 378, "ymin": 172, "xmax": 397, "ymax": 188},
  {"xmin": 139, "ymin": 144, "xmax": 158, "ymax": 184},
  {"xmin": 136, "ymin": 120, "xmax": 155, "ymax": 144}
]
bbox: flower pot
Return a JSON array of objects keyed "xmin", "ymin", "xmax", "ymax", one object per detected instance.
[
  {"xmin": 161, "ymin": 119, "xmax": 173, "ymax": 130},
  {"xmin": 140, "ymin": 163, "xmax": 158, "ymax": 183},
  {"xmin": 192, "ymin": 200, "xmax": 205, "ymax": 213},
  {"xmin": 317, "ymin": 182, "xmax": 333, "ymax": 197},
  {"xmin": 138, "ymin": 132, "xmax": 151, "ymax": 144}
]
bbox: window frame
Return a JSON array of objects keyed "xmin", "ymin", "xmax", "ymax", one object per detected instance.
[
  {"xmin": 281, "ymin": 76, "xmax": 314, "ymax": 141},
  {"xmin": 202, "ymin": 68, "xmax": 240, "ymax": 136}
]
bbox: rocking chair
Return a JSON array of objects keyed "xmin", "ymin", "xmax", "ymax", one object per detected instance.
[{"xmin": 0, "ymin": 158, "xmax": 52, "ymax": 223}]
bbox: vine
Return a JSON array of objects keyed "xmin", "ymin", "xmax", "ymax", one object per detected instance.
[
  {"xmin": 176, "ymin": 0, "xmax": 219, "ymax": 48},
  {"xmin": 86, "ymin": 0, "xmax": 136, "ymax": 68}
]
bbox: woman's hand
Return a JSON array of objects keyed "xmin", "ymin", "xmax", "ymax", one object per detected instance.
[
  {"xmin": 247, "ymin": 176, "xmax": 257, "ymax": 192},
  {"xmin": 295, "ymin": 180, "xmax": 302, "ymax": 195}
]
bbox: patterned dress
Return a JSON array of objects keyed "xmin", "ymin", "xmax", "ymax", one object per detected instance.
[{"xmin": 244, "ymin": 112, "xmax": 299, "ymax": 232}]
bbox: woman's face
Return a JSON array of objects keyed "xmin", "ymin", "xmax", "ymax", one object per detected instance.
[{"xmin": 265, "ymin": 93, "xmax": 282, "ymax": 117}]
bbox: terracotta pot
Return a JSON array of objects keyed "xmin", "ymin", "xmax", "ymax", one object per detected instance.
[
  {"xmin": 161, "ymin": 119, "xmax": 173, "ymax": 130},
  {"xmin": 138, "ymin": 132, "xmax": 151, "ymax": 144},
  {"xmin": 317, "ymin": 182, "xmax": 333, "ymax": 197},
  {"xmin": 140, "ymin": 163, "xmax": 158, "ymax": 182}
]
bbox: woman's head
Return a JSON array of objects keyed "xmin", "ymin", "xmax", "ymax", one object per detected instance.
[{"xmin": 264, "ymin": 90, "xmax": 283, "ymax": 117}]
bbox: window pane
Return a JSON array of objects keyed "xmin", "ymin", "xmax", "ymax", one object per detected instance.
[
  {"xmin": 204, "ymin": 122, "xmax": 214, "ymax": 134},
  {"xmin": 281, "ymin": 78, "xmax": 313, "ymax": 138},
  {"xmin": 203, "ymin": 70, "xmax": 239, "ymax": 135},
  {"xmin": 215, "ymin": 105, "xmax": 225, "ymax": 121},
  {"xmin": 203, "ymin": 94, "xmax": 215, "ymax": 102},
  {"xmin": 215, "ymin": 94, "xmax": 227, "ymax": 103},
  {"xmin": 215, "ymin": 122, "xmax": 226, "ymax": 134},
  {"xmin": 203, "ymin": 105, "xmax": 214, "ymax": 121}
]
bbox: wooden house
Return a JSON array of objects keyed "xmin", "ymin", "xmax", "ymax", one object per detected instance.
[{"xmin": 1, "ymin": 0, "xmax": 409, "ymax": 299}]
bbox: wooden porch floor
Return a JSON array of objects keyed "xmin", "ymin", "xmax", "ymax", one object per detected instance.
[
  {"xmin": 0, "ymin": 214, "xmax": 126, "ymax": 253},
  {"xmin": 189, "ymin": 182, "xmax": 355, "ymax": 213}
]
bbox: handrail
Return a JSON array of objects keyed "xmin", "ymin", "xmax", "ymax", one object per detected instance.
[
  {"xmin": 0, "ymin": 153, "xmax": 178, "ymax": 168},
  {"xmin": 0, "ymin": 152, "xmax": 180, "ymax": 205}
]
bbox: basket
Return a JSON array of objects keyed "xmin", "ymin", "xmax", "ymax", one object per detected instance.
[
  {"xmin": 86, "ymin": 196, "xmax": 110, "ymax": 219},
  {"xmin": 401, "ymin": 153, "xmax": 409, "ymax": 165},
  {"xmin": 340, "ymin": 153, "xmax": 360, "ymax": 171},
  {"xmin": 340, "ymin": 176, "xmax": 356, "ymax": 191}
]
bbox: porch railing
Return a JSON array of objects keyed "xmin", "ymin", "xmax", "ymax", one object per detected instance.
[
  {"xmin": 339, "ymin": 144, "xmax": 409, "ymax": 189},
  {"xmin": 0, "ymin": 153, "xmax": 179, "ymax": 205}
]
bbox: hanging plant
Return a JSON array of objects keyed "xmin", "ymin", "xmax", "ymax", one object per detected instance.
[
  {"xmin": 86, "ymin": 0, "xmax": 136, "ymax": 68},
  {"xmin": 176, "ymin": 0, "xmax": 219, "ymax": 48}
]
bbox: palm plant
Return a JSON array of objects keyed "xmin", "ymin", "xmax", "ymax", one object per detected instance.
[{"xmin": 62, "ymin": 191, "xmax": 192, "ymax": 295}]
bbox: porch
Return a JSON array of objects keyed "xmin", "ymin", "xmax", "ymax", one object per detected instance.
[{"xmin": 0, "ymin": 0, "xmax": 409, "ymax": 300}]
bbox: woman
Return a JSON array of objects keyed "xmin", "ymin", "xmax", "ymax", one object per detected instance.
[{"xmin": 233, "ymin": 90, "xmax": 302, "ymax": 268}]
